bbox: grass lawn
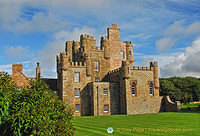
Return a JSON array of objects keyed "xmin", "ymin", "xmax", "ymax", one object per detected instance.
[{"xmin": 72, "ymin": 112, "xmax": 200, "ymax": 136}]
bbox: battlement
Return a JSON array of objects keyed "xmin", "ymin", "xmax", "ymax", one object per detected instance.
[
  {"xmin": 70, "ymin": 61, "xmax": 85, "ymax": 67},
  {"xmin": 80, "ymin": 34, "xmax": 95, "ymax": 40},
  {"xmin": 133, "ymin": 66, "xmax": 154, "ymax": 71},
  {"xmin": 124, "ymin": 41, "xmax": 133, "ymax": 47},
  {"xmin": 101, "ymin": 36, "xmax": 108, "ymax": 41},
  {"xmin": 108, "ymin": 68, "xmax": 121, "ymax": 74},
  {"xmin": 112, "ymin": 24, "xmax": 118, "ymax": 28},
  {"xmin": 73, "ymin": 41, "xmax": 80, "ymax": 45},
  {"xmin": 60, "ymin": 51, "xmax": 67, "ymax": 56}
]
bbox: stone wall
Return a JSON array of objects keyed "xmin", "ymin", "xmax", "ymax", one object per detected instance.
[{"xmin": 124, "ymin": 66, "xmax": 162, "ymax": 115}]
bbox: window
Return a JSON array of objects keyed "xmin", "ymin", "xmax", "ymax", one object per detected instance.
[
  {"xmin": 149, "ymin": 82, "xmax": 154, "ymax": 96},
  {"xmin": 129, "ymin": 51, "xmax": 131, "ymax": 56},
  {"xmin": 104, "ymin": 105, "xmax": 109, "ymax": 112},
  {"xmin": 120, "ymin": 51, "xmax": 124, "ymax": 58},
  {"xmin": 75, "ymin": 104, "xmax": 80, "ymax": 112},
  {"xmin": 95, "ymin": 78, "xmax": 100, "ymax": 82},
  {"xmin": 132, "ymin": 83, "xmax": 136, "ymax": 96},
  {"xmin": 74, "ymin": 89, "xmax": 80, "ymax": 98},
  {"xmin": 103, "ymin": 88, "xmax": 108, "ymax": 95},
  {"xmin": 95, "ymin": 61, "xmax": 99, "ymax": 71},
  {"xmin": 74, "ymin": 72, "xmax": 80, "ymax": 82}
]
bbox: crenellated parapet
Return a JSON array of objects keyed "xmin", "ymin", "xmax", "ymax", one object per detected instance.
[
  {"xmin": 133, "ymin": 66, "xmax": 154, "ymax": 71},
  {"xmin": 108, "ymin": 68, "xmax": 121, "ymax": 74},
  {"xmin": 124, "ymin": 41, "xmax": 133, "ymax": 47},
  {"xmin": 70, "ymin": 61, "xmax": 85, "ymax": 67}
]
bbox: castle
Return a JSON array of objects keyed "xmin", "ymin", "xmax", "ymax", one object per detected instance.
[
  {"xmin": 56, "ymin": 24, "xmax": 162, "ymax": 116},
  {"xmin": 11, "ymin": 24, "xmax": 180, "ymax": 116}
]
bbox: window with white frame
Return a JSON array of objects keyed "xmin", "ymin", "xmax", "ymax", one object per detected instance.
[
  {"xmin": 75, "ymin": 104, "xmax": 80, "ymax": 112},
  {"xmin": 104, "ymin": 105, "xmax": 109, "ymax": 112},
  {"xmin": 120, "ymin": 51, "xmax": 124, "ymax": 58},
  {"xmin": 132, "ymin": 82, "xmax": 136, "ymax": 96},
  {"xmin": 149, "ymin": 82, "xmax": 154, "ymax": 96},
  {"xmin": 95, "ymin": 61, "xmax": 99, "ymax": 71},
  {"xmin": 74, "ymin": 89, "xmax": 80, "ymax": 98},
  {"xmin": 103, "ymin": 88, "xmax": 108, "ymax": 95},
  {"xmin": 74, "ymin": 72, "xmax": 80, "ymax": 82}
]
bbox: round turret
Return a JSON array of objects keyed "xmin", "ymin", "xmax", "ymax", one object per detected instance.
[
  {"xmin": 125, "ymin": 41, "xmax": 133, "ymax": 63},
  {"xmin": 61, "ymin": 51, "xmax": 68, "ymax": 70},
  {"xmin": 122, "ymin": 60, "xmax": 130, "ymax": 79},
  {"xmin": 101, "ymin": 36, "xmax": 110, "ymax": 59},
  {"xmin": 80, "ymin": 34, "xmax": 90, "ymax": 57}
]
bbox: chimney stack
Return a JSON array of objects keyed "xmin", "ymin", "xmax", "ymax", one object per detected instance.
[
  {"xmin": 36, "ymin": 62, "xmax": 40, "ymax": 80},
  {"xmin": 12, "ymin": 64, "xmax": 23, "ymax": 75}
]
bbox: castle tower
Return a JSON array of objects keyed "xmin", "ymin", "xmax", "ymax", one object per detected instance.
[
  {"xmin": 125, "ymin": 41, "xmax": 133, "ymax": 64},
  {"xmin": 122, "ymin": 60, "xmax": 131, "ymax": 79},
  {"xmin": 153, "ymin": 62, "xmax": 159, "ymax": 89},
  {"xmin": 61, "ymin": 51, "xmax": 68, "ymax": 70},
  {"xmin": 101, "ymin": 36, "xmax": 110, "ymax": 59},
  {"xmin": 89, "ymin": 36, "xmax": 96, "ymax": 49},
  {"xmin": 36, "ymin": 62, "xmax": 40, "ymax": 80},
  {"xmin": 65, "ymin": 41, "xmax": 73, "ymax": 61},
  {"xmin": 73, "ymin": 41, "xmax": 80, "ymax": 53},
  {"xmin": 107, "ymin": 24, "xmax": 123, "ymax": 70},
  {"xmin": 107, "ymin": 24, "xmax": 120, "ymax": 41},
  {"xmin": 80, "ymin": 34, "xmax": 90, "ymax": 57}
]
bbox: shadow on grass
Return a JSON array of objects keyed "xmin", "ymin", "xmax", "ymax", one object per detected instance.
[{"xmin": 179, "ymin": 107, "xmax": 200, "ymax": 113}]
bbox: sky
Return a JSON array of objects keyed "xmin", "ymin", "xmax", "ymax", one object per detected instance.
[{"xmin": 0, "ymin": 0, "xmax": 200, "ymax": 78}]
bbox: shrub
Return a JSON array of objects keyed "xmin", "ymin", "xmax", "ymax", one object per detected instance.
[{"xmin": 0, "ymin": 72, "xmax": 74, "ymax": 136}]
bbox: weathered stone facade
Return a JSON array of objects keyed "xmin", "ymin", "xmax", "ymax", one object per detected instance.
[{"xmin": 57, "ymin": 24, "xmax": 163, "ymax": 116}]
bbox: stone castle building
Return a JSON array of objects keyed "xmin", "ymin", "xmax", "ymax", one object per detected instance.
[
  {"xmin": 10, "ymin": 24, "xmax": 179, "ymax": 116},
  {"xmin": 56, "ymin": 24, "xmax": 162, "ymax": 116}
]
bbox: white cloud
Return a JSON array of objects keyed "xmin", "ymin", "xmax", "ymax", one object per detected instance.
[
  {"xmin": 156, "ymin": 20, "xmax": 200, "ymax": 51},
  {"xmin": 38, "ymin": 26, "xmax": 96, "ymax": 78},
  {"xmin": 160, "ymin": 37, "xmax": 200, "ymax": 77},
  {"xmin": 0, "ymin": 0, "xmax": 110, "ymax": 33},
  {"xmin": 4, "ymin": 45, "xmax": 33, "ymax": 59},
  {"xmin": 156, "ymin": 37, "xmax": 176, "ymax": 51}
]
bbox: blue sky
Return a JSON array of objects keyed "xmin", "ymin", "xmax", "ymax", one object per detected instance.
[{"xmin": 0, "ymin": 0, "xmax": 200, "ymax": 78}]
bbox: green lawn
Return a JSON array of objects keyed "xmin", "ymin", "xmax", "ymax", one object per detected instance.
[
  {"xmin": 181, "ymin": 103, "xmax": 200, "ymax": 108},
  {"xmin": 72, "ymin": 112, "xmax": 200, "ymax": 136}
]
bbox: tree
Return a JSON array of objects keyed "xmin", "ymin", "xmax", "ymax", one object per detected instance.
[
  {"xmin": 160, "ymin": 77, "xmax": 200, "ymax": 103},
  {"xmin": 0, "ymin": 72, "xmax": 74, "ymax": 136}
]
